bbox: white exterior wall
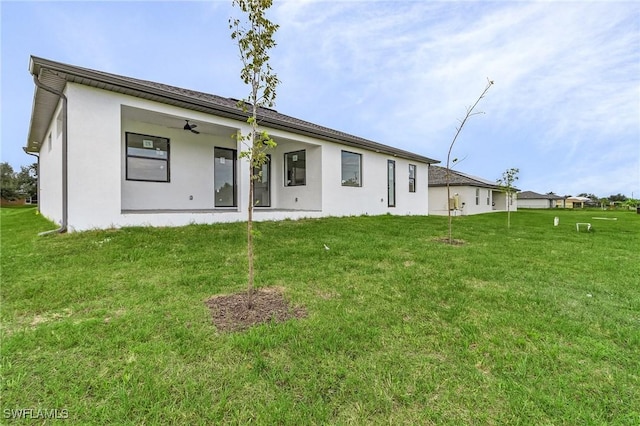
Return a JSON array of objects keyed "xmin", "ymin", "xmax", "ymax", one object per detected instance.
[
  {"xmin": 266, "ymin": 137, "xmax": 323, "ymax": 211},
  {"xmin": 459, "ymin": 186, "xmax": 493, "ymax": 215},
  {"xmin": 321, "ymin": 144, "xmax": 428, "ymax": 217},
  {"xmin": 37, "ymin": 101, "xmax": 64, "ymax": 226},
  {"xmin": 429, "ymin": 186, "xmax": 501, "ymax": 216},
  {"xmin": 46, "ymin": 83, "xmax": 431, "ymax": 231},
  {"xmin": 429, "ymin": 186, "xmax": 450, "ymax": 216},
  {"xmin": 65, "ymin": 84, "xmax": 123, "ymax": 231}
]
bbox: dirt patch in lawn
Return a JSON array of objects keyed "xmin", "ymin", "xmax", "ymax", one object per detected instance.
[{"xmin": 205, "ymin": 287, "xmax": 307, "ymax": 333}]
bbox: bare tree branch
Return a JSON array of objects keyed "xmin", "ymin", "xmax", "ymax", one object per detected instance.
[{"xmin": 445, "ymin": 78, "xmax": 494, "ymax": 244}]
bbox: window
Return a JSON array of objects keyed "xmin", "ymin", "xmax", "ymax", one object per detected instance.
[
  {"xmin": 341, "ymin": 151, "xmax": 362, "ymax": 187},
  {"xmin": 408, "ymin": 164, "xmax": 416, "ymax": 192},
  {"xmin": 487, "ymin": 189, "xmax": 490, "ymax": 205},
  {"xmin": 214, "ymin": 147, "xmax": 237, "ymax": 207},
  {"xmin": 285, "ymin": 150, "xmax": 306, "ymax": 186},
  {"xmin": 388, "ymin": 160, "xmax": 396, "ymax": 207},
  {"xmin": 475, "ymin": 188, "xmax": 480, "ymax": 205},
  {"xmin": 126, "ymin": 132, "xmax": 170, "ymax": 182}
]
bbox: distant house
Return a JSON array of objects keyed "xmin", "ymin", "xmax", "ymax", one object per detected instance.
[
  {"xmin": 517, "ymin": 191, "xmax": 564, "ymax": 209},
  {"xmin": 428, "ymin": 165, "xmax": 517, "ymax": 216},
  {"xmin": 564, "ymin": 196, "xmax": 592, "ymax": 209},
  {"xmin": 25, "ymin": 56, "xmax": 438, "ymax": 232}
]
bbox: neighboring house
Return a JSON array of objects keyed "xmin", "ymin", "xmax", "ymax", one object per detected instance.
[
  {"xmin": 25, "ymin": 56, "xmax": 439, "ymax": 232},
  {"xmin": 517, "ymin": 191, "xmax": 564, "ymax": 209},
  {"xmin": 564, "ymin": 196, "xmax": 592, "ymax": 209},
  {"xmin": 428, "ymin": 165, "xmax": 517, "ymax": 216}
]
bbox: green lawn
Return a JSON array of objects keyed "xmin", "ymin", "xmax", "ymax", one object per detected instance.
[{"xmin": 1, "ymin": 207, "xmax": 639, "ymax": 424}]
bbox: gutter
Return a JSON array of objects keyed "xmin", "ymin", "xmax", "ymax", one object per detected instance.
[{"xmin": 32, "ymin": 74, "xmax": 67, "ymax": 235}]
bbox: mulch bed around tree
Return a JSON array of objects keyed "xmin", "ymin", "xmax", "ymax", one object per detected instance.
[{"xmin": 205, "ymin": 287, "xmax": 307, "ymax": 333}]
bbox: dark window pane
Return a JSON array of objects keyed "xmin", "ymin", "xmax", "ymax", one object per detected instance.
[
  {"xmin": 341, "ymin": 151, "xmax": 361, "ymax": 187},
  {"xmin": 127, "ymin": 157, "xmax": 168, "ymax": 181},
  {"xmin": 215, "ymin": 148, "xmax": 236, "ymax": 207},
  {"xmin": 253, "ymin": 156, "xmax": 270, "ymax": 207},
  {"xmin": 409, "ymin": 164, "xmax": 416, "ymax": 192},
  {"xmin": 388, "ymin": 160, "xmax": 395, "ymax": 207},
  {"xmin": 126, "ymin": 132, "xmax": 170, "ymax": 182},
  {"xmin": 285, "ymin": 150, "xmax": 306, "ymax": 186}
]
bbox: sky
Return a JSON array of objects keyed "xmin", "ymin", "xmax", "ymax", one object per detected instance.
[{"xmin": 1, "ymin": 0, "xmax": 639, "ymax": 198}]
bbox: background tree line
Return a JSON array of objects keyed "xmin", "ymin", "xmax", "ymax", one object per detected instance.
[
  {"xmin": 569, "ymin": 192, "xmax": 638, "ymax": 208},
  {"xmin": 1, "ymin": 162, "xmax": 37, "ymax": 201}
]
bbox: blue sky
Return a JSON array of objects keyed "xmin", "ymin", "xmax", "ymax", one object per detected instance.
[{"xmin": 2, "ymin": 1, "xmax": 639, "ymax": 198}]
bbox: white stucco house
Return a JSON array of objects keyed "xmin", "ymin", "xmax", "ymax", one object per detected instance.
[
  {"xmin": 428, "ymin": 166, "xmax": 517, "ymax": 216},
  {"xmin": 517, "ymin": 191, "xmax": 564, "ymax": 209},
  {"xmin": 25, "ymin": 56, "xmax": 439, "ymax": 232}
]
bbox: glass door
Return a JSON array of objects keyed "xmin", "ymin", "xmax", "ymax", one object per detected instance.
[
  {"xmin": 214, "ymin": 147, "xmax": 236, "ymax": 207},
  {"xmin": 388, "ymin": 160, "xmax": 396, "ymax": 207}
]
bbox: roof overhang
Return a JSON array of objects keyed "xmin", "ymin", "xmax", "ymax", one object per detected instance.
[
  {"xmin": 26, "ymin": 58, "xmax": 68, "ymax": 153},
  {"xmin": 25, "ymin": 56, "xmax": 439, "ymax": 164},
  {"xmin": 427, "ymin": 165, "xmax": 508, "ymax": 190}
]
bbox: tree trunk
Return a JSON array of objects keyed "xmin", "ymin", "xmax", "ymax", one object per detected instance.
[
  {"xmin": 447, "ymin": 181, "xmax": 452, "ymax": 243},
  {"xmin": 507, "ymin": 192, "xmax": 511, "ymax": 229},
  {"xmin": 247, "ymin": 168, "xmax": 254, "ymax": 309}
]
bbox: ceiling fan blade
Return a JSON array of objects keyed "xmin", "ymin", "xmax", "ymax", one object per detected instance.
[{"xmin": 183, "ymin": 120, "xmax": 200, "ymax": 134}]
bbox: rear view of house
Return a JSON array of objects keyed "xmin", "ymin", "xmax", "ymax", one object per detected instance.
[
  {"xmin": 428, "ymin": 165, "xmax": 517, "ymax": 216},
  {"xmin": 25, "ymin": 57, "xmax": 438, "ymax": 232}
]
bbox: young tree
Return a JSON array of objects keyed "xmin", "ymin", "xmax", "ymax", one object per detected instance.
[
  {"xmin": 229, "ymin": 0, "xmax": 279, "ymax": 308},
  {"xmin": 497, "ymin": 168, "xmax": 519, "ymax": 229},
  {"xmin": 445, "ymin": 79, "xmax": 494, "ymax": 244}
]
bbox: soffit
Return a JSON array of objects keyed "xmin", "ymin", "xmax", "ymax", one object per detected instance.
[{"xmin": 26, "ymin": 68, "xmax": 67, "ymax": 152}]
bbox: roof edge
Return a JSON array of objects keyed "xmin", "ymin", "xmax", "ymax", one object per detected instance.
[{"xmin": 27, "ymin": 56, "xmax": 440, "ymax": 164}]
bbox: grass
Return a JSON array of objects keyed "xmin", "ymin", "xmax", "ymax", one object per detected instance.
[{"xmin": 1, "ymin": 206, "xmax": 639, "ymax": 424}]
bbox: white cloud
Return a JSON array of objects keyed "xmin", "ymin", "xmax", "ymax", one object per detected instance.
[
  {"xmin": 270, "ymin": 0, "xmax": 639, "ymax": 196},
  {"xmin": 3, "ymin": 0, "xmax": 638, "ymax": 197}
]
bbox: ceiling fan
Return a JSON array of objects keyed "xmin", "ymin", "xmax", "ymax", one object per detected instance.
[{"xmin": 183, "ymin": 120, "xmax": 200, "ymax": 134}]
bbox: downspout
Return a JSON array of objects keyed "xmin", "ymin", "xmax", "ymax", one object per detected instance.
[
  {"xmin": 22, "ymin": 147, "xmax": 40, "ymax": 214},
  {"xmin": 32, "ymin": 74, "xmax": 68, "ymax": 235}
]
